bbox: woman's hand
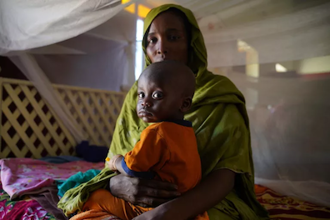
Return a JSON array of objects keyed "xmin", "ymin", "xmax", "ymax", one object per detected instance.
[
  {"xmin": 133, "ymin": 169, "xmax": 236, "ymax": 220},
  {"xmin": 109, "ymin": 174, "xmax": 180, "ymax": 208}
]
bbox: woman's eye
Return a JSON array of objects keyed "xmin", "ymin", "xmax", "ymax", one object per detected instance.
[
  {"xmin": 138, "ymin": 92, "xmax": 145, "ymax": 99},
  {"xmin": 169, "ymin": 35, "xmax": 180, "ymax": 41},
  {"xmin": 152, "ymin": 92, "xmax": 163, "ymax": 99}
]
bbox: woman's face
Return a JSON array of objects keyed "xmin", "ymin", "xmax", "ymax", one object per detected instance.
[{"xmin": 146, "ymin": 11, "xmax": 189, "ymax": 64}]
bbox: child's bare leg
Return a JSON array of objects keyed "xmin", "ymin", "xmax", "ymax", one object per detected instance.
[{"xmin": 82, "ymin": 188, "xmax": 138, "ymax": 220}]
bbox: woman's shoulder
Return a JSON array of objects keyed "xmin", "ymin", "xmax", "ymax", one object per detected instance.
[{"xmin": 220, "ymin": 104, "xmax": 248, "ymax": 130}]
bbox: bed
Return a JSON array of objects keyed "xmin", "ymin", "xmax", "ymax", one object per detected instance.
[
  {"xmin": 1, "ymin": 77, "xmax": 329, "ymax": 220},
  {"xmin": 1, "ymin": 182, "xmax": 329, "ymax": 220}
]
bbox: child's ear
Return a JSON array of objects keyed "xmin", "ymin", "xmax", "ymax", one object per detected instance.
[{"xmin": 180, "ymin": 97, "xmax": 192, "ymax": 113}]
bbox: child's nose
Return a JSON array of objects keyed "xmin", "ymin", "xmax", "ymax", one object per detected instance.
[{"xmin": 142, "ymin": 99, "xmax": 152, "ymax": 108}]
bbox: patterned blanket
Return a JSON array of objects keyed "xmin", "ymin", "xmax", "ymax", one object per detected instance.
[
  {"xmin": 255, "ymin": 185, "xmax": 330, "ymax": 219},
  {"xmin": 1, "ymin": 183, "xmax": 329, "ymax": 220},
  {"xmin": 0, "ymin": 158, "xmax": 105, "ymax": 199},
  {"xmin": 0, "ymin": 158, "xmax": 329, "ymax": 220},
  {"xmin": 0, "ymin": 181, "xmax": 55, "ymax": 220}
]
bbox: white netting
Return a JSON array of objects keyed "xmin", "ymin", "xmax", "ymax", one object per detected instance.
[{"xmin": 0, "ymin": 0, "xmax": 329, "ymax": 207}]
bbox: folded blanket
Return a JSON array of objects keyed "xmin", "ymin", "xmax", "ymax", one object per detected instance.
[
  {"xmin": 30, "ymin": 185, "xmax": 68, "ymax": 220},
  {"xmin": 57, "ymin": 169, "xmax": 101, "ymax": 197},
  {"xmin": 0, "ymin": 158, "xmax": 104, "ymax": 199},
  {"xmin": 76, "ymin": 141, "xmax": 109, "ymax": 163}
]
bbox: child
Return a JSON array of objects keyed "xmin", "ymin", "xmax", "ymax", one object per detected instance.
[{"xmin": 72, "ymin": 60, "xmax": 208, "ymax": 220}]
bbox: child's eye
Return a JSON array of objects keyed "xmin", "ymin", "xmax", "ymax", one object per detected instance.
[
  {"xmin": 152, "ymin": 91, "xmax": 163, "ymax": 99},
  {"xmin": 138, "ymin": 92, "xmax": 145, "ymax": 99},
  {"xmin": 148, "ymin": 37, "xmax": 157, "ymax": 44}
]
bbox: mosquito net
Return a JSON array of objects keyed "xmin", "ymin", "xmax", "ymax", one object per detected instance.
[{"xmin": 0, "ymin": 0, "xmax": 329, "ymax": 207}]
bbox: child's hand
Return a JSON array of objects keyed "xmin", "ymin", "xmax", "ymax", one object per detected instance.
[
  {"xmin": 106, "ymin": 155, "xmax": 122, "ymax": 171},
  {"xmin": 106, "ymin": 157, "xmax": 116, "ymax": 171}
]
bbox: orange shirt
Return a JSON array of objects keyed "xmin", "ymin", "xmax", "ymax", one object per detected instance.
[{"xmin": 122, "ymin": 120, "xmax": 202, "ymax": 193}]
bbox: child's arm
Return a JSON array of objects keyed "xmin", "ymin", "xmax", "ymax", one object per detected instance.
[
  {"xmin": 107, "ymin": 155, "xmax": 128, "ymax": 176},
  {"xmin": 107, "ymin": 129, "xmax": 169, "ymax": 179},
  {"xmin": 107, "ymin": 154, "xmax": 157, "ymax": 179},
  {"xmin": 114, "ymin": 155, "xmax": 127, "ymax": 175}
]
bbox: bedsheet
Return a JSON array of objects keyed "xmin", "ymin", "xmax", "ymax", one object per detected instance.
[
  {"xmin": 1, "ymin": 162, "xmax": 330, "ymax": 220},
  {"xmin": 0, "ymin": 158, "xmax": 105, "ymax": 199},
  {"xmin": 255, "ymin": 185, "xmax": 330, "ymax": 219},
  {"xmin": 0, "ymin": 181, "xmax": 55, "ymax": 220}
]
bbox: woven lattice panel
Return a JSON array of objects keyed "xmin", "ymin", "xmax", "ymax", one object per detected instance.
[
  {"xmin": 0, "ymin": 78, "xmax": 126, "ymax": 158},
  {"xmin": 55, "ymin": 85, "xmax": 125, "ymax": 146}
]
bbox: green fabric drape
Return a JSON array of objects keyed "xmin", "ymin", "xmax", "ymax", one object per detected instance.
[{"xmin": 58, "ymin": 4, "xmax": 268, "ymax": 219}]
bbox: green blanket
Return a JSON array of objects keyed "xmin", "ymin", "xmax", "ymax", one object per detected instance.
[{"xmin": 58, "ymin": 4, "xmax": 268, "ymax": 219}]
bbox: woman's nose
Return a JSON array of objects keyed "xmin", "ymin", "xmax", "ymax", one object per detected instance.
[{"xmin": 157, "ymin": 39, "xmax": 168, "ymax": 55}]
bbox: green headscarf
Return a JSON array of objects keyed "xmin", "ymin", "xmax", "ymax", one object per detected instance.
[{"xmin": 58, "ymin": 4, "xmax": 268, "ymax": 219}]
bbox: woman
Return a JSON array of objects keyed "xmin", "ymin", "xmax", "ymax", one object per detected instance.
[{"xmin": 58, "ymin": 4, "xmax": 269, "ymax": 220}]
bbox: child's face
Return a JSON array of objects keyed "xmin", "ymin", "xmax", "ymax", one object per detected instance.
[{"xmin": 136, "ymin": 74, "xmax": 182, "ymax": 123}]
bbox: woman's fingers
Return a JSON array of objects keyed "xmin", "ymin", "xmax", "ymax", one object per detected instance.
[
  {"xmin": 136, "ymin": 196, "xmax": 171, "ymax": 208},
  {"xmin": 140, "ymin": 178, "xmax": 178, "ymax": 191},
  {"xmin": 109, "ymin": 175, "xmax": 180, "ymax": 207},
  {"xmin": 133, "ymin": 180, "xmax": 180, "ymax": 207},
  {"xmin": 138, "ymin": 185, "xmax": 180, "ymax": 198},
  {"xmin": 136, "ymin": 178, "xmax": 180, "ymax": 199}
]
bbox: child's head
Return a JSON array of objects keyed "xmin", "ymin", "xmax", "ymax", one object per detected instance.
[{"xmin": 136, "ymin": 60, "xmax": 195, "ymax": 123}]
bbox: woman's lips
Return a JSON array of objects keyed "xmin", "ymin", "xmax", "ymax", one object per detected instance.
[{"xmin": 155, "ymin": 57, "xmax": 171, "ymax": 62}]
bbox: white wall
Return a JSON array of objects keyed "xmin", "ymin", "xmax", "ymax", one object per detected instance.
[{"xmin": 297, "ymin": 55, "xmax": 330, "ymax": 74}]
